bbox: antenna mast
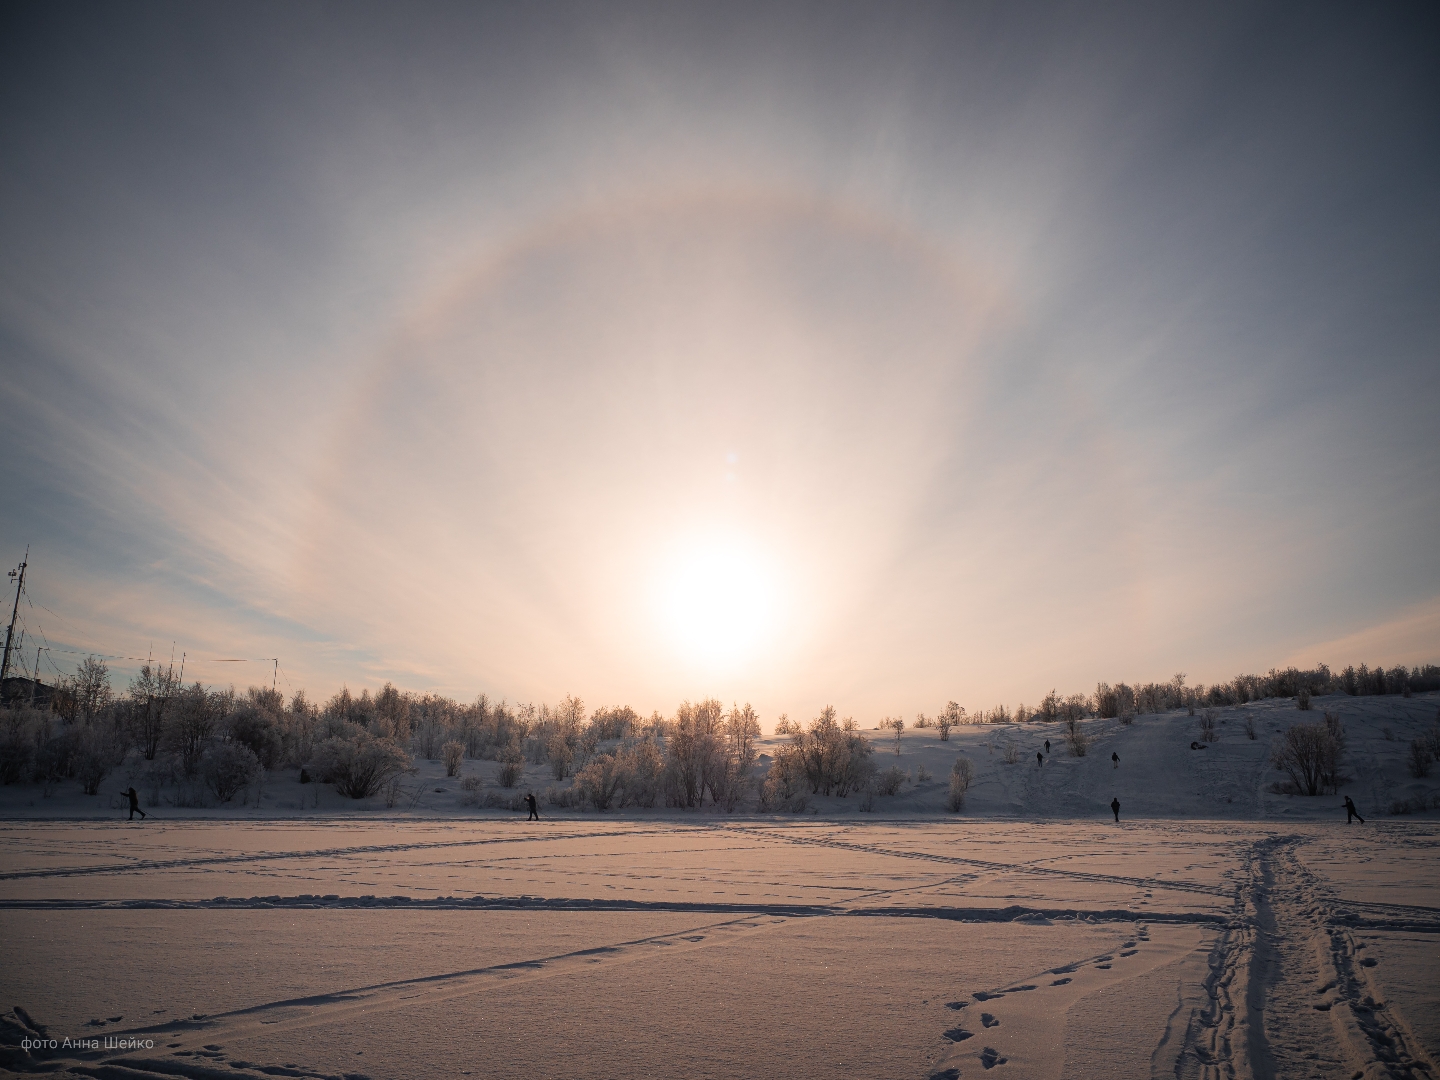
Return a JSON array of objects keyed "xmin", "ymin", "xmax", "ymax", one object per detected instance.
[{"xmin": 0, "ymin": 547, "xmax": 28, "ymax": 686}]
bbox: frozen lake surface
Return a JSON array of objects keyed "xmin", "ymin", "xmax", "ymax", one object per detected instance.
[{"xmin": 2, "ymin": 817, "xmax": 1436, "ymax": 1079}]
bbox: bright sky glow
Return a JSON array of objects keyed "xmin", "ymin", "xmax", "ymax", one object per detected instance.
[
  {"xmin": 658, "ymin": 536, "xmax": 784, "ymax": 670},
  {"xmin": 0, "ymin": 5, "xmax": 1436, "ymax": 723}
]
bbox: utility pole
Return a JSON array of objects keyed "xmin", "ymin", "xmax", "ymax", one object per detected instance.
[{"xmin": 0, "ymin": 547, "xmax": 26, "ymax": 688}]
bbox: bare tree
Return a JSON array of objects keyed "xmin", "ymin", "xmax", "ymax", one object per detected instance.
[
  {"xmin": 947, "ymin": 757, "xmax": 974, "ymax": 812},
  {"xmin": 936, "ymin": 702, "xmax": 964, "ymax": 741},
  {"xmin": 1271, "ymin": 719, "xmax": 1343, "ymax": 796},
  {"xmin": 75, "ymin": 655, "xmax": 112, "ymax": 723},
  {"xmin": 129, "ymin": 663, "xmax": 179, "ymax": 760}
]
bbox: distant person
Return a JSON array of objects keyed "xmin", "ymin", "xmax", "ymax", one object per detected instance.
[
  {"xmin": 1037, "ymin": 752, "xmax": 1043, "ymax": 767},
  {"xmin": 121, "ymin": 787, "xmax": 146, "ymax": 821},
  {"xmin": 1343, "ymin": 796, "xmax": 1364, "ymax": 824},
  {"xmin": 1110, "ymin": 797, "xmax": 1120, "ymax": 823},
  {"xmin": 525, "ymin": 792, "xmax": 539, "ymax": 821},
  {"xmin": 1112, "ymin": 752, "xmax": 1120, "ymax": 768},
  {"xmin": 1044, "ymin": 740, "xmax": 1050, "ymax": 754}
]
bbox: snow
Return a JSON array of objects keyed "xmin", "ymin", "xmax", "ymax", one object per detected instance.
[{"xmin": 2, "ymin": 693, "xmax": 1438, "ymax": 1078}]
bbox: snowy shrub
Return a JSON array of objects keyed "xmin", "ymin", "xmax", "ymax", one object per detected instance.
[
  {"xmin": 1064, "ymin": 715, "xmax": 1088, "ymax": 757},
  {"xmin": 1389, "ymin": 794, "xmax": 1440, "ymax": 815},
  {"xmin": 1296, "ymin": 688, "xmax": 1311, "ymax": 711},
  {"xmin": 498, "ymin": 758, "xmax": 523, "ymax": 788},
  {"xmin": 460, "ymin": 773, "xmax": 482, "ymax": 792},
  {"xmin": 916, "ymin": 764, "xmax": 931, "ymax": 784},
  {"xmin": 575, "ymin": 752, "xmax": 625, "ymax": 811},
  {"xmin": 544, "ymin": 784, "xmax": 579, "ymax": 809},
  {"xmin": 0, "ymin": 715, "xmax": 34, "ymax": 784},
  {"xmin": 1408, "ymin": 739, "xmax": 1432, "ymax": 779},
  {"xmin": 947, "ymin": 757, "xmax": 974, "ymax": 812},
  {"xmin": 309, "ymin": 732, "xmax": 412, "ymax": 799},
  {"xmin": 76, "ymin": 726, "xmax": 122, "ymax": 796},
  {"xmin": 201, "ymin": 742, "xmax": 262, "ymax": 803},
  {"xmin": 874, "ymin": 765, "xmax": 906, "ymax": 796},
  {"xmin": 1198, "ymin": 711, "xmax": 1218, "ymax": 741},
  {"xmin": 858, "ymin": 786, "xmax": 876, "ymax": 812},
  {"xmin": 442, "ymin": 740, "xmax": 464, "ymax": 777},
  {"xmin": 617, "ymin": 740, "xmax": 665, "ymax": 809},
  {"xmin": 479, "ymin": 790, "xmax": 525, "ymax": 810},
  {"xmin": 227, "ymin": 705, "xmax": 283, "ymax": 770},
  {"xmin": 1002, "ymin": 743, "xmax": 1021, "ymax": 765},
  {"xmin": 1243, "ymin": 716, "xmax": 1258, "ymax": 740}
]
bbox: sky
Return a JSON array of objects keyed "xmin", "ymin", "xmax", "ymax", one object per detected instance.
[{"xmin": 1, "ymin": 2, "xmax": 1437, "ymax": 726}]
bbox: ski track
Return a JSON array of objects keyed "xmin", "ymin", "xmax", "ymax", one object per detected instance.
[
  {"xmin": 5, "ymin": 830, "xmax": 1438, "ymax": 1080},
  {"xmin": 0, "ymin": 825, "xmax": 685, "ymax": 881}
]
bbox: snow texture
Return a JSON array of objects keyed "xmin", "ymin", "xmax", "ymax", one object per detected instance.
[{"xmin": 1, "ymin": 693, "xmax": 1437, "ymax": 1078}]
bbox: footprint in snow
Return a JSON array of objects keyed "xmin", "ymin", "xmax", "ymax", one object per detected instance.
[
  {"xmin": 944, "ymin": 1001, "xmax": 969, "ymax": 1010},
  {"xmin": 929, "ymin": 1070, "xmax": 961, "ymax": 1080},
  {"xmin": 973, "ymin": 991, "xmax": 1003, "ymax": 1001},
  {"xmin": 1095, "ymin": 964, "xmax": 1112, "ymax": 969},
  {"xmin": 943, "ymin": 1027, "xmax": 975, "ymax": 1043},
  {"xmin": 980, "ymin": 1046, "xmax": 1007, "ymax": 1069},
  {"xmin": 1002, "ymin": 984, "xmax": 1036, "ymax": 992},
  {"xmin": 981, "ymin": 1013, "xmax": 1000, "ymax": 1028},
  {"xmin": 1051, "ymin": 977, "xmax": 1072, "ymax": 986},
  {"xmin": 1120, "ymin": 949, "xmax": 1139, "ymax": 956}
]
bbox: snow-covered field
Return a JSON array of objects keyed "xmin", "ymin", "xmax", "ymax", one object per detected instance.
[{"xmin": 2, "ymin": 694, "xmax": 1438, "ymax": 1078}]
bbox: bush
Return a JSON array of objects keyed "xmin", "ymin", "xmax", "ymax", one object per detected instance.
[
  {"xmin": 1065, "ymin": 715, "xmax": 1089, "ymax": 757},
  {"xmin": 498, "ymin": 758, "xmax": 523, "ymax": 788},
  {"xmin": 1271, "ymin": 720, "xmax": 1343, "ymax": 796},
  {"xmin": 874, "ymin": 766, "xmax": 906, "ymax": 796},
  {"xmin": 947, "ymin": 757, "xmax": 974, "ymax": 812},
  {"xmin": 575, "ymin": 752, "xmax": 625, "ymax": 811},
  {"xmin": 228, "ymin": 707, "xmax": 283, "ymax": 769},
  {"xmin": 76, "ymin": 727, "xmax": 122, "ymax": 796},
  {"xmin": 0, "ymin": 725, "xmax": 33, "ymax": 784},
  {"xmin": 916, "ymin": 764, "xmax": 930, "ymax": 783},
  {"xmin": 460, "ymin": 773, "xmax": 482, "ymax": 792},
  {"xmin": 1409, "ymin": 739, "xmax": 1433, "ymax": 779},
  {"xmin": 309, "ymin": 732, "xmax": 412, "ymax": 799},
  {"xmin": 1198, "ymin": 711, "xmax": 1218, "ymax": 741},
  {"xmin": 442, "ymin": 740, "xmax": 464, "ymax": 777},
  {"xmin": 1296, "ymin": 688, "xmax": 1311, "ymax": 711},
  {"xmin": 1244, "ymin": 716, "xmax": 1257, "ymax": 740},
  {"xmin": 201, "ymin": 742, "xmax": 262, "ymax": 803}
]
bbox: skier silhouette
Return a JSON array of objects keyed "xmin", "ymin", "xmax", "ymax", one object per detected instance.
[
  {"xmin": 525, "ymin": 792, "xmax": 539, "ymax": 821},
  {"xmin": 1110, "ymin": 797, "xmax": 1120, "ymax": 823},
  {"xmin": 1036, "ymin": 751, "xmax": 1043, "ymax": 767},
  {"xmin": 1112, "ymin": 752, "xmax": 1120, "ymax": 768},
  {"xmin": 122, "ymin": 787, "xmax": 146, "ymax": 821},
  {"xmin": 1343, "ymin": 796, "xmax": 1364, "ymax": 824}
]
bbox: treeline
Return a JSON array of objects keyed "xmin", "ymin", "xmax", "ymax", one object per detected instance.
[
  {"xmin": 916, "ymin": 662, "xmax": 1440, "ymax": 732},
  {"xmin": 0, "ymin": 658, "xmax": 899, "ymax": 813}
]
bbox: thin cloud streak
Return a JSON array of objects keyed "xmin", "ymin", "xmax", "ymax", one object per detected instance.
[{"xmin": 1, "ymin": 3, "xmax": 1436, "ymax": 719}]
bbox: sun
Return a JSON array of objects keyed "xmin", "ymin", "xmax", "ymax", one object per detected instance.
[{"xmin": 659, "ymin": 538, "xmax": 781, "ymax": 667}]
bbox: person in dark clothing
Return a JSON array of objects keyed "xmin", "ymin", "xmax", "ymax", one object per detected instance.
[
  {"xmin": 1036, "ymin": 751, "xmax": 1043, "ymax": 767},
  {"xmin": 1344, "ymin": 796, "xmax": 1364, "ymax": 824},
  {"xmin": 122, "ymin": 787, "xmax": 146, "ymax": 821},
  {"xmin": 1110, "ymin": 797, "xmax": 1120, "ymax": 823},
  {"xmin": 1112, "ymin": 752, "xmax": 1119, "ymax": 768},
  {"xmin": 1044, "ymin": 740, "xmax": 1050, "ymax": 754},
  {"xmin": 525, "ymin": 792, "xmax": 539, "ymax": 821}
]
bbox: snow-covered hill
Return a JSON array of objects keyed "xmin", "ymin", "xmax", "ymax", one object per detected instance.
[{"xmin": 776, "ymin": 691, "xmax": 1440, "ymax": 822}]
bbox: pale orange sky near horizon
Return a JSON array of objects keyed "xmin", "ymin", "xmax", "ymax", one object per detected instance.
[{"xmin": 2, "ymin": 4, "xmax": 1437, "ymax": 726}]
